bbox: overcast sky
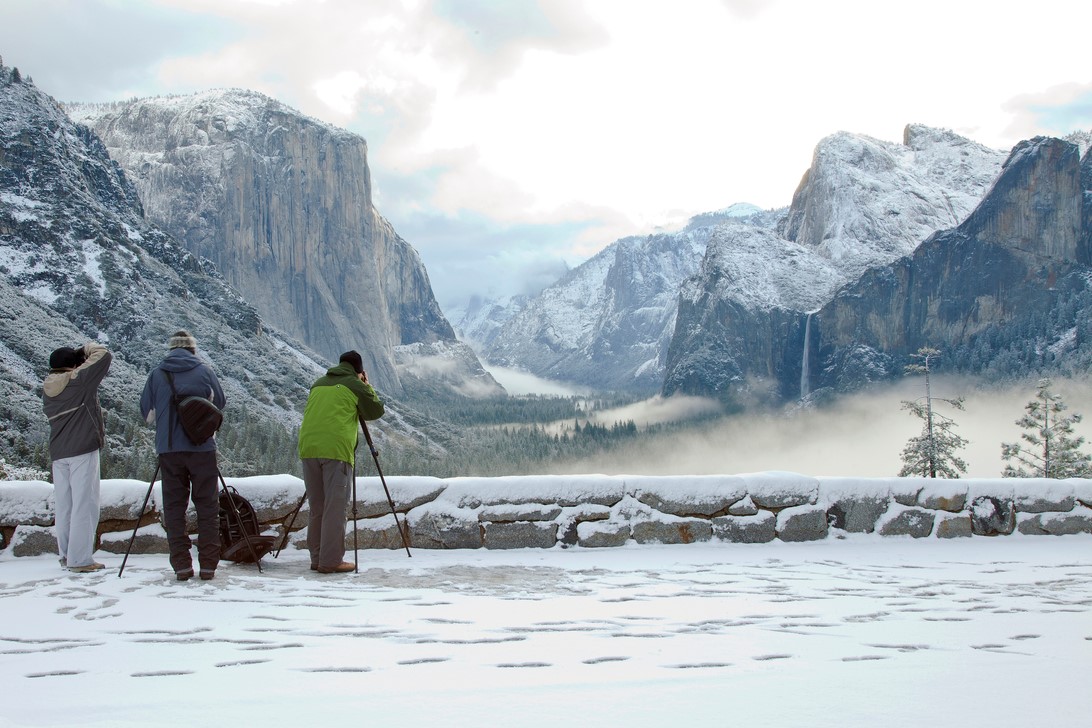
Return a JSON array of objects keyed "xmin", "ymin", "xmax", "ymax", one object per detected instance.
[{"xmin": 3, "ymin": 0, "xmax": 1091, "ymax": 310}]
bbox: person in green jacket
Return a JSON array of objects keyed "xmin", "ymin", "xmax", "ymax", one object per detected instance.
[{"xmin": 297, "ymin": 351, "xmax": 384, "ymax": 573}]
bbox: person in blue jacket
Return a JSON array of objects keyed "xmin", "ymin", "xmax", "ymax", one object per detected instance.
[{"xmin": 140, "ymin": 330, "xmax": 226, "ymax": 582}]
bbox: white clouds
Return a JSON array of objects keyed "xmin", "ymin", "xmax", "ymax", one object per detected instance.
[{"xmin": 3, "ymin": 0, "xmax": 1091, "ymax": 306}]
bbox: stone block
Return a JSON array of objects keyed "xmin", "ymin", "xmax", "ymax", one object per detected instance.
[
  {"xmin": 483, "ymin": 521, "xmax": 558, "ymax": 549},
  {"xmin": 1013, "ymin": 481, "xmax": 1075, "ymax": 514},
  {"xmin": 918, "ymin": 480, "xmax": 968, "ymax": 513},
  {"xmin": 348, "ymin": 476, "xmax": 446, "ymax": 518},
  {"xmin": 0, "ymin": 481, "xmax": 53, "ymax": 528},
  {"xmin": 99, "ymin": 524, "xmax": 170, "ymax": 554},
  {"xmin": 479, "ymin": 504, "xmax": 562, "ymax": 522},
  {"xmin": 971, "ymin": 495, "xmax": 1015, "ymax": 536},
  {"xmin": 577, "ymin": 521, "xmax": 631, "ymax": 548},
  {"xmin": 826, "ymin": 496, "xmax": 888, "ymax": 533},
  {"xmin": 1039, "ymin": 507, "xmax": 1092, "ymax": 536},
  {"xmin": 935, "ymin": 514, "xmax": 972, "ymax": 539},
  {"xmin": 632, "ymin": 519, "xmax": 712, "ymax": 545},
  {"xmin": 407, "ymin": 508, "xmax": 481, "ymax": 549},
  {"xmin": 348, "ymin": 515, "xmax": 412, "ymax": 550},
  {"xmin": 728, "ymin": 495, "xmax": 759, "ymax": 516},
  {"xmin": 712, "ymin": 512, "xmax": 776, "ymax": 544},
  {"xmin": 742, "ymin": 472, "xmax": 819, "ymax": 509},
  {"xmin": 629, "ymin": 474, "xmax": 747, "ymax": 517},
  {"xmin": 777, "ymin": 506, "xmax": 829, "ymax": 542},
  {"xmin": 878, "ymin": 507, "xmax": 935, "ymax": 538},
  {"xmin": 10, "ymin": 525, "xmax": 58, "ymax": 557}
]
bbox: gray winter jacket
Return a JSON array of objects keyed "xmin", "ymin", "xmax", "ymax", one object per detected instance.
[
  {"xmin": 42, "ymin": 342, "xmax": 112, "ymax": 461},
  {"xmin": 140, "ymin": 349, "xmax": 226, "ymax": 454}
]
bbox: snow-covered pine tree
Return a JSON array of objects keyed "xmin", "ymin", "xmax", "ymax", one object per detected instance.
[
  {"xmin": 1001, "ymin": 378, "xmax": 1092, "ymax": 478},
  {"xmin": 898, "ymin": 348, "xmax": 968, "ymax": 478}
]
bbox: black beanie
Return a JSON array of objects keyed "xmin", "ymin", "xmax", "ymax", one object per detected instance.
[
  {"xmin": 49, "ymin": 347, "xmax": 83, "ymax": 370},
  {"xmin": 339, "ymin": 350, "xmax": 364, "ymax": 374}
]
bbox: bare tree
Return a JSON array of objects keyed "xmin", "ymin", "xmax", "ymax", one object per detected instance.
[{"xmin": 899, "ymin": 348, "xmax": 968, "ymax": 478}]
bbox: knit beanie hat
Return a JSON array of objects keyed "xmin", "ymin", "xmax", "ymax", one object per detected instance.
[
  {"xmin": 168, "ymin": 330, "xmax": 197, "ymax": 351},
  {"xmin": 49, "ymin": 346, "xmax": 83, "ymax": 371},
  {"xmin": 339, "ymin": 350, "xmax": 364, "ymax": 374}
]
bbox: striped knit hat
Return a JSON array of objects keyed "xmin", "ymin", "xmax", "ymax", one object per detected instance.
[{"xmin": 168, "ymin": 330, "xmax": 197, "ymax": 351}]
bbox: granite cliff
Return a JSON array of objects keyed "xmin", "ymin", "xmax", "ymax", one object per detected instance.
[
  {"xmin": 811, "ymin": 137, "xmax": 1092, "ymax": 393},
  {"xmin": 68, "ymin": 90, "xmax": 486, "ymax": 396}
]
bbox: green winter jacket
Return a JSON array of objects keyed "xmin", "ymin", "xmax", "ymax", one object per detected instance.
[{"xmin": 297, "ymin": 362, "xmax": 384, "ymax": 466}]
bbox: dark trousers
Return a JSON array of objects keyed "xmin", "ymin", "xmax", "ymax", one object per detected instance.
[
  {"xmin": 302, "ymin": 458, "xmax": 351, "ymax": 568},
  {"xmin": 160, "ymin": 451, "xmax": 220, "ymax": 573}
]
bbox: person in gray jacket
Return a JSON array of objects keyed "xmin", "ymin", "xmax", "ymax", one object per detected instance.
[
  {"xmin": 140, "ymin": 330, "xmax": 226, "ymax": 582},
  {"xmin": 42, "ymin": 342, "xmax": 112, "ymax": 573}
]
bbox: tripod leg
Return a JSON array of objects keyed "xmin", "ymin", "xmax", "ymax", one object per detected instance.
[
  {"xmin": 216, "ymin": 467, "xmax": 263, "ymax": 572},
  {"xmin": 118, "ymin": 463, "xmax": 159, "ymax": 578},
  {"xmin": 274, "ymin": 493, "xmax": 307, "ymax": 558},
  {"xmin": 351, "ymin": 457, "xmax": 359, "ymax": 573},
  {"xmin": 359, "ymin": 418, "xmax": 411, "ymax": 557}
]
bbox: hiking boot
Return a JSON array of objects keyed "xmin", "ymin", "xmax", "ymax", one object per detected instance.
[
  {"xmin": 316, "ymin": 561, "xmax": 355, "ymax": 574},
  {"xmin": 175, "ymin": 568, "xmax": 194, "ymax": 581},
  {"xmin": 199, "ymin": 570, "xmax": 215, "ymax": 581},
  {"xmin": 310, "ymin": 563, "xmax": 318, "ymax": 571},
  {"xmin": 69, "ymin": 562, "xmax": 105, "ymax": 573},
  {"xmin": 59, "ymin": 557, "xmax": 67, "ymax": 568}
]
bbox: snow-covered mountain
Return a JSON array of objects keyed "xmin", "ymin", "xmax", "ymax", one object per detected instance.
[
  {"xmin": 666, "ymin": 134, "xmax": 1092, "ymax": 407},
  {"xmin": 486, "ymin": 125, "xmax": 1007, "ymax": 393},
  {"xmin": 67, "ymin": 89, "xmax": 496, "ymax": 398},
  {"xmin": 482, "ymin": 222, "xmax": 721, "ymax": 392}
]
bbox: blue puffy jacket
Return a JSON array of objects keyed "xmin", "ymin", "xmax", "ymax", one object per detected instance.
[{"xmin": 140, "ymin": 349, "xmax": 226, "ymax": 454}]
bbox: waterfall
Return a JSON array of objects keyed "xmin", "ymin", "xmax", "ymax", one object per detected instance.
[{"xmin": 800, "ymin": 313, "xmax": 813, "ymax": 399}]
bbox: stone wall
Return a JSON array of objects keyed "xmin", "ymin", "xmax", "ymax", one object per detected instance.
[{"xmin": 2, "ymin": 472, "xmax": 1091, "ymax": 558}]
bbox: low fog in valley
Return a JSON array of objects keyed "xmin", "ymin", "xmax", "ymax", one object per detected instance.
[{"xmin": 496, "ymin": 376, "xmax": 1092, "ymax": 479}]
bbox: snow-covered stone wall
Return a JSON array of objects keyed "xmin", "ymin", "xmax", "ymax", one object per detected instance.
[{"xmin": 2, "ymin": 472, "xmax": 1091, "ymax": 558}]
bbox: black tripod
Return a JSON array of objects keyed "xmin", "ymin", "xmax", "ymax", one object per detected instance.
[
  {"xmin": 118, "ymin": 460, "xmax": 265, "ymax": 576},
  {"xmin": 275, "ymin": 417, "xmax": 411, "ymax": 560}
]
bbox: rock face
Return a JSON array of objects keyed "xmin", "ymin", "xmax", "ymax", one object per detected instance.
[
  {"xmin": 68, "ymin": 90, "xmax": 457, "ymax": 394},
  {"xmin": 812, "ymin": 137, "xmax": 1090, "ymax": 392},
  {"xmin": 662, "ymin": 126, "xmax": 1007, "ymax": 406}
]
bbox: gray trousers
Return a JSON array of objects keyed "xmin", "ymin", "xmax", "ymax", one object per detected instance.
[
  {"xmin": 52, "ymin": 449, "xmax": 101, "ymax": 568},
  {"xmin": 301, "ymin": 458, "xmax": 352, "ymax": 568}
]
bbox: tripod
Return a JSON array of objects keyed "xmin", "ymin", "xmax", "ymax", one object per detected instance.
[
  {"xmin": 118, "ymin": 458, "xmax": 266, "ymax": 576},
  {"xmin": 274, "ymin": 417, "xmax": 411, "ymax": 560}
]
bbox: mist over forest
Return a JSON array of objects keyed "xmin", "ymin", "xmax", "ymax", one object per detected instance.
[{"xmin": 521, "ymin": 376, "xmax": 1092, "ymax": 479}]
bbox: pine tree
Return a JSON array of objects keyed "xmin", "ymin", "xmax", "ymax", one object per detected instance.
[
  {"xmin": 1001, "ymin": 378, "xmax": 1092, "ymax": 478},
  {"xmin": 898, "ymin": 348, "xmax": 968, "ymax": 478}
]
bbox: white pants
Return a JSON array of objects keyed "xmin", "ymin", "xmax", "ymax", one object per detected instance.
[{"xmin": 52, "ymin": 450, "xmax": 101, "ymax": 568}]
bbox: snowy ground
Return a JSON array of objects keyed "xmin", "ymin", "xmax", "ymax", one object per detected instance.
[{"xmin": 2, "ymin": 537, "xmax": 1090, "ymax": 727}]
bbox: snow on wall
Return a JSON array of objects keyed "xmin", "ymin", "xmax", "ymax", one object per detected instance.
[{"xmin": 2, "ymin": 472, "xmax": 1091, "ymax": 556}]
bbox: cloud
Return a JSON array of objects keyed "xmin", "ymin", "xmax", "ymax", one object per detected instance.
[
  {"xmin": 1002, "ymin": 83, "xmax": 1092, "ymax": 141},
  {"xmin": 7, "ymin": 0, "xmax": 1092, "ymax": 315},
  {"xmin": 0, "ymin": 0, "xmax": 239, "ymax": 101}
]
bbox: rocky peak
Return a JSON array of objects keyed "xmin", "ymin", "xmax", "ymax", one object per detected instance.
[
  {"xmin": 69, "ymin": 90, "xmax": 457, "ymax": 394},
  {"xmin": 961, "ymin": 136, "xmax": 1084, "ymax": 264},
  {"xmin": 778, "ymin": 125, "xmax": 1005, "ymax": 278}
]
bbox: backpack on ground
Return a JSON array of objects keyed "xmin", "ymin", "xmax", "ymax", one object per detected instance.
[
  {"xmin": 218, "ymin": 486, "xmax": 277, "ymax": 563},
  {"xmin": 163, "ymin": 370, "xmax": 223, "ymax": 446}
]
